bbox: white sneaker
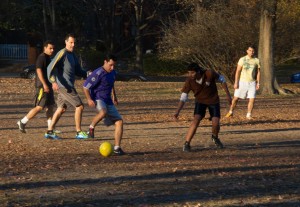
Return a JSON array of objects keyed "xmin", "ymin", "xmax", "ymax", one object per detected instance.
[{"xmin": 246, "ymin": 113, "xmax": 253, "ymax": 119}]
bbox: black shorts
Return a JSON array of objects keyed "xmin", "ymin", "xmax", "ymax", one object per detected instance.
[
  {"xmin": 34, "ymin": 87, "xmax": 55, "ymax": 108},
  {"xmin": 194, "ymin": 102, "xmax": 221, "ymax": 118}
]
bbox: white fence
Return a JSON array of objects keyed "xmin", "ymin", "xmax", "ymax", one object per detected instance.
[{"xmin": 0, "ymin": 44, "xmax": 27, "ymax": 60}]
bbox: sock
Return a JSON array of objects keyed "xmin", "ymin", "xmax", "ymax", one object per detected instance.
[
  {"xmin": 229, "ymin": 111, "xmax": 233, "ymax": 114},
  {"xmin": 114, "ymin": 146, "xmax": 120, "ymax": 150},
  {"xmin": 47, "ymin": 130, "xmax": 53, "ymax": 134},
  {"xmin": 246, "ymin": 112, "xmax": 251, "ymax": 117},
  {"xmin": 21, "ymin": 117, "xmax": 29, "ymax": 124},
  {"xmin": 47, "ymin": 119, "xmax": 52, "ymax": 128},
  {"xmin": 89, "ymin": 125, "xmax": 94, "ymax": 129}
]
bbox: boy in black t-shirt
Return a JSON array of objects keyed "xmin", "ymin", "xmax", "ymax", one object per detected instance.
[{"xmin": 17, "ymin": 40, "xmax": 56, "ymax": 135}]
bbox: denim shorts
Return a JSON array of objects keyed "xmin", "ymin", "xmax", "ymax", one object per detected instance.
[{"xmin": 96, "ymin": 100, "xmax": 122, "ymax": 126}]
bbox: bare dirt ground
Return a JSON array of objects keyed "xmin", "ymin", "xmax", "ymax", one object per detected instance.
[{"xmin": 0, "ymin": 77, "xmax": 300, "ymax": 207}]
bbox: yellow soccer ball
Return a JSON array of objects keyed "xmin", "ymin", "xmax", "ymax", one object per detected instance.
[{"xmin": 99, "ymin": 141, "xmax": 113, "ymax": 157}]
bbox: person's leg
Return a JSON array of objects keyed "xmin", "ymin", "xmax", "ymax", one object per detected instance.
[
  {"xmin": 44, "ymin": 107, "xmax": 65, "ymax": 139},
  {"xmin": 18, "ymin": 89, "xmax": 47, "ymax": 132},
  {"xmin": 230, "ymin": 96, "xmax": 239, "ymax": 112},
  {"xmin": 226, "ymin": 81, "xmax": 248, "ymax": 117},
  {"xmin": 26, "ymin": 106, "xmax": 43, "ymax": 119},
  {"xmin": 185, "ymin": 114, "xmax": 201, "ymax": 143},
  {"xmin": 183, "ymin": 102, "xmax": 206, "ymax": 152},
  {"xmin": 246, "ymin": 81, "xmax": 257, "ymax": 119},
  {"xmin": 114, "ymin": 119, "xmax": 123, "ymax": 147},
  {"xmin": 17, "ymin": 106, "xmax": 43, "ymax": 133},
  {"xmin": 75, "ymin": 104, "xmax": 84, "ymax": 132},
  {"xmin": 246, "ymin": 98, "xmax": 255, "ymax": 119},
  {"xmin": 45, "ymin": 105, "xmax": 54, "ymax": 128},
  {"xmin": 211, "ymin": 117, "xmax": 223, "ymax": 148},
  {"xmin": 209, "ymin": 103, "xmax": 223, "ymax": 148},
  {"xmin": 91, "ymin": 109, "xmax": 107, "ymax": 127},
  {"xmin": 48, "ymin": 107, "xmax": 65, "ymax": 131},
  {"xmin": 211, "ymin": 117, "xmax": 220, "ymax": 137}
]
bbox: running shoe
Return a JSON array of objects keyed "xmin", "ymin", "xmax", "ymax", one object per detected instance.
[
  {"xmin": 212, "ymin": 135, "xmax": 224, "ymax": 149},
  {"xmin": 114, "ymin": 147, "xmax": 125, "ymax": 155},
  {"xmin": 246, "ymin": 114, "xmax": 253, "ymax": 120},
  {"xmin": 17, "ymin": 120, "xmax": 26, "ymax": 133},
  {"xmin": 225, "ymin": 112, "xmax": 233, "ymax": 118},
  {"xmin": 87, "ymin": 127, "xmax": 94, "ymax": 138},
  {"xmin": 53, "ymin": 129, "xmax": 62, "ymax": 134},
  {"xmin": 44, "ymin": 132, "xmax": 61, "ymax": 140},
  {"xmin": 183, "ymin": 141, "xmax": 191, "ymax": 152},
  {"xmin": 75, "ymin": 131, "xmax": 89, "ymax": 139}
]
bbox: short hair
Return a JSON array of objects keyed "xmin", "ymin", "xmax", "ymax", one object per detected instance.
[
  {"xmin": 104, "ymin": 54, "xmax": 117, "ymax": 62},
  {"xmin": 187, "ymin": 62, "xmax": 204, "ymax": 72},
  {"xmin": 248, "ymin": 45, "xmax": 256, "ymax": 50},
  {"xmin": 43, "ymin": 40, "xmax": 54, "ymax": 47},
  {"xmin": 65, "ymin": 33, "xmax": 75, "ymax": 41}
]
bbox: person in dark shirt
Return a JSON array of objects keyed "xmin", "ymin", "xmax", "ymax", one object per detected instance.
[
  {"xmin": 17, "ymin": 40, "xmax": 55, "ymax": 133},
  {"xmin": 46, "ymin": 33, "xmax": 88, "ymax": 139},
  {"xmin": 83, "ymin": 54, "xmax": 125, "ymax": 155},
  {"xmin": 174, "ymin": 63, "xmax": 232, "ymax": 151}
]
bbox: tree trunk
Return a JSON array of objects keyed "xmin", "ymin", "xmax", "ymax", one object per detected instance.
[
  {"xmin": 134, "ymin": 0, "xmax": 143, "ymax": 73},
  {"xmin": 258, "ymin": 0, "xmax": 277, "ymax": 94},
  {"xmin": 42, "ymin": 0, "xmax": 49, "ymax": 40},
  {"xmin": 258, "ymin": 0, "xmax": 289, "ymax": 94}
]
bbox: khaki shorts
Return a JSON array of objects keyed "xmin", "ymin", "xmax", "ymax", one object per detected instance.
[
  {"xmin": 57, "ymin": 87, "xmax": 83, "ymax": 108},
  {"xmin": 234, "ymin": 81, "xmax": 257, "ymax": 99}
]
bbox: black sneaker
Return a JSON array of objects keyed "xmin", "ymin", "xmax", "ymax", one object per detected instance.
[
  {"xmin": 212, "ymin": 135, "xmax": 223, "ymax": 149},
  {"xmin": 17, "ymin": 120, "xmax": 26, "ymax": 133},
  {"xmin": 88, "ymin": 127, "xmax": 94, "ymax": 138},
  {"xmin": 183, "ymin": 141, "xmax": 191, "ymax": 152},
  {"xmin": 114, "ymin": 147, "xmax": 125, "ymax": 155}
]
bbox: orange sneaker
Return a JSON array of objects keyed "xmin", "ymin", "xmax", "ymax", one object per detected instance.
[{"xmin": 225, "ymin": 112, "xmax": 233, "ymax": 118}]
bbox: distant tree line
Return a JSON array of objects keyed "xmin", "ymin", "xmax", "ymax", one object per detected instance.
[{"xmin": 0, "ymin": 0, "xmax": 299, "ymax": 94}]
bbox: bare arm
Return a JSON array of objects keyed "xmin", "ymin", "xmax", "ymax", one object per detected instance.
[
  {"xmin": 234, "ymin": 65, "xmax": 242, "ymax": 89},
  {"xmin": 83, "ymin": 87, "xmax": 95, "ymax": 108},
  {"xmin": 174, "ymin": 101, "xmax": 185, "ymax": 120},
  {"xmin": 112, "ymin": 86, "xmax": 118, "ymax": 105},
  {"xmin": 36, "ymin": 68, "xmax": 49, "ymax": 93},
  {"xmin": 221, "ymin": 82, "xmax": 232, "ymax": 106},
  {"xmin": 256, "ymin": 67, "xmax": 261, "ymax": 90},
  {"xmin": 174, "ymin": 92, "xmax": 188, "ymax": 120}
]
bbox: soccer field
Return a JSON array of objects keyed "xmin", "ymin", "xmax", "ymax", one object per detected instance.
[{"xmin": 1, "ymin": 78, "xmax": 300, "ymax": 206}]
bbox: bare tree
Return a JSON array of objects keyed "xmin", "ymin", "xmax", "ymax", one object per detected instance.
[{"xmin": 158, "ymin": 1, "xmax": 260, "ymax": 82}]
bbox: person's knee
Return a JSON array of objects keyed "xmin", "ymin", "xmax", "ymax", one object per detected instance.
[
  {"xmin": 76, "ymin": 104, "xmax": 84, "ymax": 111},
  {"xmin": 35, "ymin": 106, "xmax": 43, "ymax": 112},
  {"xmin": 99, "ymin": 109, "xmax": 107, "ymax": 116},
  {"xmin": 115, "ymin": 119, "xmax": 123, "ymax": 126},
  {"xmin": 192, "ymin": 115, "xmax": 202, "ymax": 125}
]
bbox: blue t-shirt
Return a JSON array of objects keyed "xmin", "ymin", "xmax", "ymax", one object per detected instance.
[{"xmin": 83, "ymin": 67, "xmax": 116, "ymax": 105}]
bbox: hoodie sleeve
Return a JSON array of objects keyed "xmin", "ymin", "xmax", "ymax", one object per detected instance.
[{"xmin": 47, "ymin": 49, "xmax": 65, "ymax": 83}]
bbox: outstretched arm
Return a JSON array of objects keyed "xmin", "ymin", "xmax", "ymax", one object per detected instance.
[
  {"xmin": 218, "ymin": 74, "xmax": 232, "ymax": 106},
  {"xmin": 174, "ymin": 92, "xmax": 188, "ymax": 120},
  {"xmin": 221, "ymin": 82, "xmax": 232, "ymax": 106}
]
